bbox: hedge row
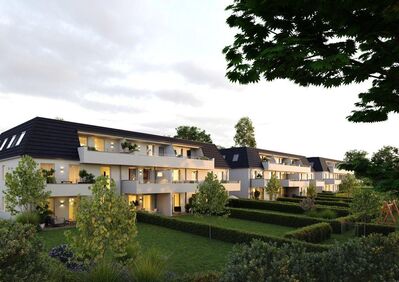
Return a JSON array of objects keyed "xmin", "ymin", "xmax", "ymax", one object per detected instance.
[
  {"xmin": 277, "ymin": 197, "xmax": 350, "ymax": 208},
  {"xmin": 294, "ymin": 195, "xmax": 352, "ymax": 203},
  {"xmin": 355, "ymin": 223, "xmax": 396, "ymax": 237},
  {"xmin": 228, "ymin": 198, "xmax": 349, "ymax": 217},
  {"xmin": 284, "ymin": 222, "xmax": 332, "ymax": 243},
  {"xmin": 317, "ymin": 193, "xmax": 353, "ymax": 200},
  {"xmin": 136, "ymin": 212, "xmax": 330, "ymax": 252}
]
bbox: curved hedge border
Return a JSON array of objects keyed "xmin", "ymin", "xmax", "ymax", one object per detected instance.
[
  {"xmin": 228, "ymin": 198, "xmax": 349, "ymax": 217},
  {"xmin": 284, "ymin": 222, "xmax": 332, "ymax": 243},
  {"xmin": 136, "ymin": 212, "xmax": 330, "ymax": 252},
  {"xmin": 277, "ymin": 197, "xmax": 350, "ymax": 208},
  {"xmin": 228, "ymin": 208, "xmax": 359, "ymax": 234},
  {"xmin": 355, "ymin": 223, "xmax": 396, "ymax": 237}
]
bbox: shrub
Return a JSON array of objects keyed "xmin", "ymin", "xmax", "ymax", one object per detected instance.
[
  {"xmin": 355, "ymin": 223, "xmax": 396, "ymax": 237},
  {"xmin": 173, "ymin": 271, "xmax": 221, "ymax": 282},
  {"xmin": 49, "ymin": 244, "xmax": 84, "ymax": 271},
  {"xmin": 305, "ymin": 209, "xmax": 337, "ymax": 220},
  {"xmin": 84, "ymin": 261, "xmax": 127, "ymax": 282},
  {"xmin": 0, "ymin": 220, "xmax": 49, "ymax": 281},
  {"xmin": 129, "ymin": 249, "xmax": 168, "ymax": 282},
  {"xmin": 221, "ymin": 233, "xmax": 399, "ymax": 282},
  {"xmin": 278, "ymin": 197, "xmax": 350, "ymax": 207},
  {"xmin": 350, "ymin": 188, "xmax": 383, "ymax": 222},
  {"xmin": 299, "ymin": 197, "xmax": 316, "ymax": 211},
  {"xmin": 284, "ymin": 223, "xmax": 332, "ymax": 243},
  {"xmin": 137, "ymin": 212, "xmax": 329, "ymax": 252},
  {"xmin": 15, "ymin": 211, "xmax": 40, "ymax": 225}
]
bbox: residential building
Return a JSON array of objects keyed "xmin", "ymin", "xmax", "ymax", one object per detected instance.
[
  {"xmin": 307, "ymin": 157, "xmax": 352, "ymax": 193},
  {"xmin": 220, "ymin": 147, "xmax": 312, "ymax": 199},
  {"xmin": 0, "ymin": 117, "xmax": 239, "ymax": 220}
]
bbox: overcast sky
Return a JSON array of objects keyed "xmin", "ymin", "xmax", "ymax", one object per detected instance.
[{"xmin": 0, "ymin": 0, "xmax": 397, "ymax": 159}]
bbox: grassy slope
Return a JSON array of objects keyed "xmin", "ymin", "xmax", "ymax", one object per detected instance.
[
  {"xmin": 176, "ymin": 215, "xmax": 295, "ymax": 237},
  {"xmin": 38, "ymin": 223, "xmax": 233, "ymax": 274}
]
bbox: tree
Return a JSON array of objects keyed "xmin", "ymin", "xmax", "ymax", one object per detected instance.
[
  {"xmin": 264, "ymin": 173, "xmax": 281, "ymax": 200},
  {"xmin": 233, "ymin": 117, "xmax": 256, "ymax": 147},
  {"xmin": 339, "ymin": 150, "xmax": 370, "ymax": 179},
  {"xmin": 306, "ymin": 182, "xmax": 317, "ymax": 198},
  {"xmin": 350, "ymin": 188, "xmax": 383, "ymax": 223},
  {"xmin": 223, "ymin": 1, "xmax": 399, "ymax": 123},
  {"xmin": 174, "ymin": 126, "xmax": 213, "ymax": 143},
  {"xmin": 339, "ymin": 174, "xmax": 361, "ymax": 197},
  {"xmin": 66, "ymin": 176, "xmax": 137, "ymax": 264},
  {"xmin": 4, "ymin": 155, "xmax": 50, "ymax": 215},
  {"xmin": 192, "ymin": 172, "xmax": 229, "ymax": 216}
]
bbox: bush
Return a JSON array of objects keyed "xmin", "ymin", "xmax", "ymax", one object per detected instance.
[
  {"xmin": 278, "ymin": 197, "xmax": 350, "ymax": 207},
  {"xmin": 172, "ymin": 271, "xmax": 221, "ymax": 282},
  {"xmin": 221, "ymin": 233, "xmax": 399, "ymax": 282},
  {"xmin": 305, "ymin": 209, "xmax": 337, "ymax": 219},
  {"xmin": 49, "ymin": 244, "xmax": 84, "ymax": 272},
  {"xmin": 84, "ymin": 261, "xmax": 127, "ymax": 282},
  {"xmin": 284, "ymin": 223, "xmax": 332, "ymax": 243},
  {"xmin": 228, "ymin": 198, "xmax": 349, "ymax": 217},
  {"xmin": 137, "ymin": 212, "xmax": 329, "ymax": 252},
  {"xmin": 229, "ymin": 208, "xmax": 352, "ymax": 234},
  {"xmin": 129, "ymin": 249, "xmax": 168, "ymax": 282},
  {"xmin": 355, "ymin": 223, "xmax": 396, "ymax": 237},
  {"xmin": 0, "ymin": 220, "xmax": 49, "ymax": 281},
  {"xmin": 15, "ymin": 211, "xmax": 40, "ymax": 225}
]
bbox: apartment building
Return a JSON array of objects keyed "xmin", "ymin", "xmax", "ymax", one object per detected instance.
[
  {"xmin": 0, "ymin": 117, "xmax": 239, "ymax": 220},
  {"xmin": 220, "ymin": 147, "xmax": 312, "ymax": 199},
  {"xmin": 307, "ymin": 157, "xmax": 351, "ymax": 193}
]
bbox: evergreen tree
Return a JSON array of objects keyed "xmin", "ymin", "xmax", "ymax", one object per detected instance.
[{"xmin": 233, "ymin": 117, "xmax": 256, "ymax": 147}]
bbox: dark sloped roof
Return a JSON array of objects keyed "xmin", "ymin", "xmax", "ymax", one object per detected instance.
[
  {"xmin": 220, "ymin": 147, "xmax": 310, "ymax": 169},
  {"xmin": 0, "ymin": 117, "xmax": 229, "ymax": 168},
  {"xmin": 307, "ymin": 157, "xmax": 343, "ymax": 172}
]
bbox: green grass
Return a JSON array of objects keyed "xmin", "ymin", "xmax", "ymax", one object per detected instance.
[
  {"xmin": 323, "ymin": 230, "xmax": 357, "ymax": 244},
  {"xmin": 176, "ymin": 214, "xmax": 295, "ymax": 237},
  {"xmin": 38, "ymin": 223, "xmax": 233, "ymax": 274}
]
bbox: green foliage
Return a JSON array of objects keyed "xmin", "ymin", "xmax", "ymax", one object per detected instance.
[
  {"xmin": 284, "ymin": 222, "xmax": 332, "ymax": 243},
  {"xmin": 350, "ymin": 188, "xmax": 383, "ymax": 223},
  {"xmin": 264, "ymin": 173, "xmax": 281, "ymax": 200},
  {"xmin": 305, "ymin": 209, "xmax": 337, "ymax": 220},
  {"xmin": 192, "ymin": 173, "xmax": 229, "ymax": 216},
  {"xmin": 233, "ymin": 117, "xmax": 256, "ymax": 147},
  {"xmin": 355, "ymin": 222, "xmax": 396, "ymax": 237},
  {"xmin": 121, "ymin": 141, "xmax": 139, "ymax": 153},
  {"xmin": 66, "ymin": 176, "xmax": 137, "ymax": 264},
  {"xmin": 299, "ymin": 197, "xmax": 315, "ymax": 211},
  {"xmin": 84, "ymin": 261, "xmax": 126, "ymax": 282},
  {"xmin": 174, "ymin": 126, "xmax": 213, "ymax": 144},
  {"xmin": 221, "ymin": 233, "xmax": 399, "ymax": 282},
  {"xmin": 339, "ymin": 174, "xmax": 361, "ymax": 196},
  {"xmin": 79, "ymin": 169, "xmax": 95, "ymax": 183},
  {"xmin": 42, "ymin": 168, "xmax": 56, "ymax": 184},
  {"xmin": 339, "ymin": 150, "xmax": 370, "ymax": 178},
  {"xmin": 0, "ymin": 220, "xmax": 50, "ymax": 281},
  {"xmin": 223, "ymin": 1, "xmax": 399, "ymax": 122},
  {"xmin": 307, "ymin": 182, "xmax": 317, "ymax": 198},
  {"xmin": 4, "ymin": 155, "xmax": 51, "ymax": 215},
  {"xmin": 278, "ymin": 197, "xmax": 350, "ymax": 208},
  {"xmin": 173, "ymin": 271, "xmax": 221, "ymax": 282},
  {"xmin": 136, "ymin": 212, "xmax": 329, "ymax": 252},
  {"xmin": 129, "ymin": 249, "xmax": 168, "ymax": 282},
  {"xmin": 15, "ymin": 211, "xmax": 40, "ymax": 225}
]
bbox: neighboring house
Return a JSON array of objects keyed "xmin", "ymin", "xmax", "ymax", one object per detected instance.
[
  {"xmin": 220, "ymin": 147, "xmax": 312, "ymax": 199},
  {"xmin": 307, "ymin": 157, "xmax": 352, "ymax": 193},
  {"xmin": 0, "ymin": 117, "xmax": 239, "ymax": 220}
]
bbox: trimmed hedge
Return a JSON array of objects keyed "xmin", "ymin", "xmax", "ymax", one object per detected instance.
[
  {"xmin": 284, "ymin": 222, "xmax": 332, "ymax": 243},
  {"xmin": 355, "ymin": 223, "xmax": 396, "ymax": 237},
  {"xmin": 228, "ymin": 198, "xmax": 349, "ymax": 217},
  {"xmin": 317, "ymin": 193, "xmax": 353, "ymax": 200},
  {"xmin": 229, "ymin": 208, "xmax": 355, "ymax": 234},
  {"xmin": 136, "ymin": 212, "xmax": 330, "ymax": 252},
  {"xmin": 277, "ymin": 197, "xmax": 350, "ymax": 208}
]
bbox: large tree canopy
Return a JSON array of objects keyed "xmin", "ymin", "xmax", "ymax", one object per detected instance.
[
  {"xmin": 223, "ymin": 0, "xmax": 399, "ymax": 122},
  {"xmin": 234, "ymin": 117, "xmax": 257, "ymax": 147},
  {"xmin": 174, "ymin": 126, "xmax": 213, "ymax": 143}
]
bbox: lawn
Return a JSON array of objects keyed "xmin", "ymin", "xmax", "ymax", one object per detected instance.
[
  {"xmin": 176, "ymin": 214, "xmax": 295, "ymax": 237},
  {"xmin": 38, "ymin": 223, "xmax": 233, "ymax": 274}
]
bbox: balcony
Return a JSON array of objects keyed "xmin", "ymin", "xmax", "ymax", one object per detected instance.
[
  {"xmin": 250, "ymin": 178, "xmax": 267, "ymax": 188},
  {"xmin": 46, "ymin": 183, "xmax": 91, "ymax": 197},
  {"xmin": 262, "ymin": 161, "xmax": 311, "ymax": 173},
  {"xmin": 78, "ymin": 147, "xmax": 214, "ymax": 169},
  {"xmin": 221, "ymin": 181, "xmax": 241, "ymax": 192},
  {"xmin": 325, "ymin": 179, "xmax": 342, "ymax": 185},
  {"xmin": 328, "ymin": 167, "xmax": 350, "ymax": 174},
  {"xmin": 280, "ymin": 179, "xmax": 309, "ymax": 188},
  {"xmin": 312, "ymin": 180, "xmax": 325, "ymax": 187}
]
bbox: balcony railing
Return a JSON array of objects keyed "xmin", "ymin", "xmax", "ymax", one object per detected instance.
[
  {"xmin": 78, "ymin": 147, "xmax": 215, "ymax": 169},
  {"xmin": 262, "ymin": 161, "xmax": 311, "ymax": 173},
  {"xmin": 280, "ymin": 179, "xmax": 309, "ymax": 187},
  {"xmin": 46, "ymin": 183, "xmax": 91, "ymax": 197}
]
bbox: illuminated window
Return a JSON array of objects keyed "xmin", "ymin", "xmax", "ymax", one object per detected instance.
[
  {"xmin": 15, "ymin": 131, "xmax": 26, "ymax": 146},
  {"xmin": 172, "ymin": 169, "xmax": 180, "ymax": 182},
  {"xmin": 94, "ymin": 137, "xmax": 105, "ymax": 151},
  {"xmin": 79, "ymin": 136, "xmax": 88, "ymax": 147},
  {"xmin": 0, "ymin": 138, "xmax": 7, "ymax": 151},
  {"xmin": 6, "ymin": 135, "xmax": 16, "ymax": 149}
]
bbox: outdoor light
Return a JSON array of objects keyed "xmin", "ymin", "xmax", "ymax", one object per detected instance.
[
  {"xmin": 110, "ymin": 142, "xmax": 114, "ymax": 149},
  {"xmin": 60, "ymin": 166, "xmax": 64, "ymax": 174},
  {"xmin": 59, "ymin": 200, "xmax": 65, "ymax": 207}
]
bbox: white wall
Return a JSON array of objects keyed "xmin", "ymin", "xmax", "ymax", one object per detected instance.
[
  {"xmin": 156, "ymin": 193, "xmax": 172, "ymax": 216},
  {"xmin": 229, "ymin": 168, "xmax": 251, "ymax": 198}
]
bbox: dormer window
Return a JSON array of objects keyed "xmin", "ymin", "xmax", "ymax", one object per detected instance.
[
  {"xmin": 6, "ymin": 135, "xmax": 16, "ymax": 149},
  {"xmin": 232, "ymin": 154, "xmax": 239, "ymax": 162},
  {"xmin": 0, "ymin": 138, "xmax": 7, "ymax": 151},
  {"xmin": 15, "ymin": 131, "xmax": 26, "ymax": 146}
]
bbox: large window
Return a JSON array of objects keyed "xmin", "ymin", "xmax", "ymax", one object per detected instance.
[
  {"xmin": 79, "ymin": 136, "xmax": 88, "ymax": 147},
  {"xmin": 94, "ymin": 137, "xmax": 105, "ymax": 151},
  {"xmin": 172, "ymin": 169, "xmax": 180, "ymax": 182},
  {"xmin": 69, "ymin": 165, "xmax": 80, "ymax": 183}
]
